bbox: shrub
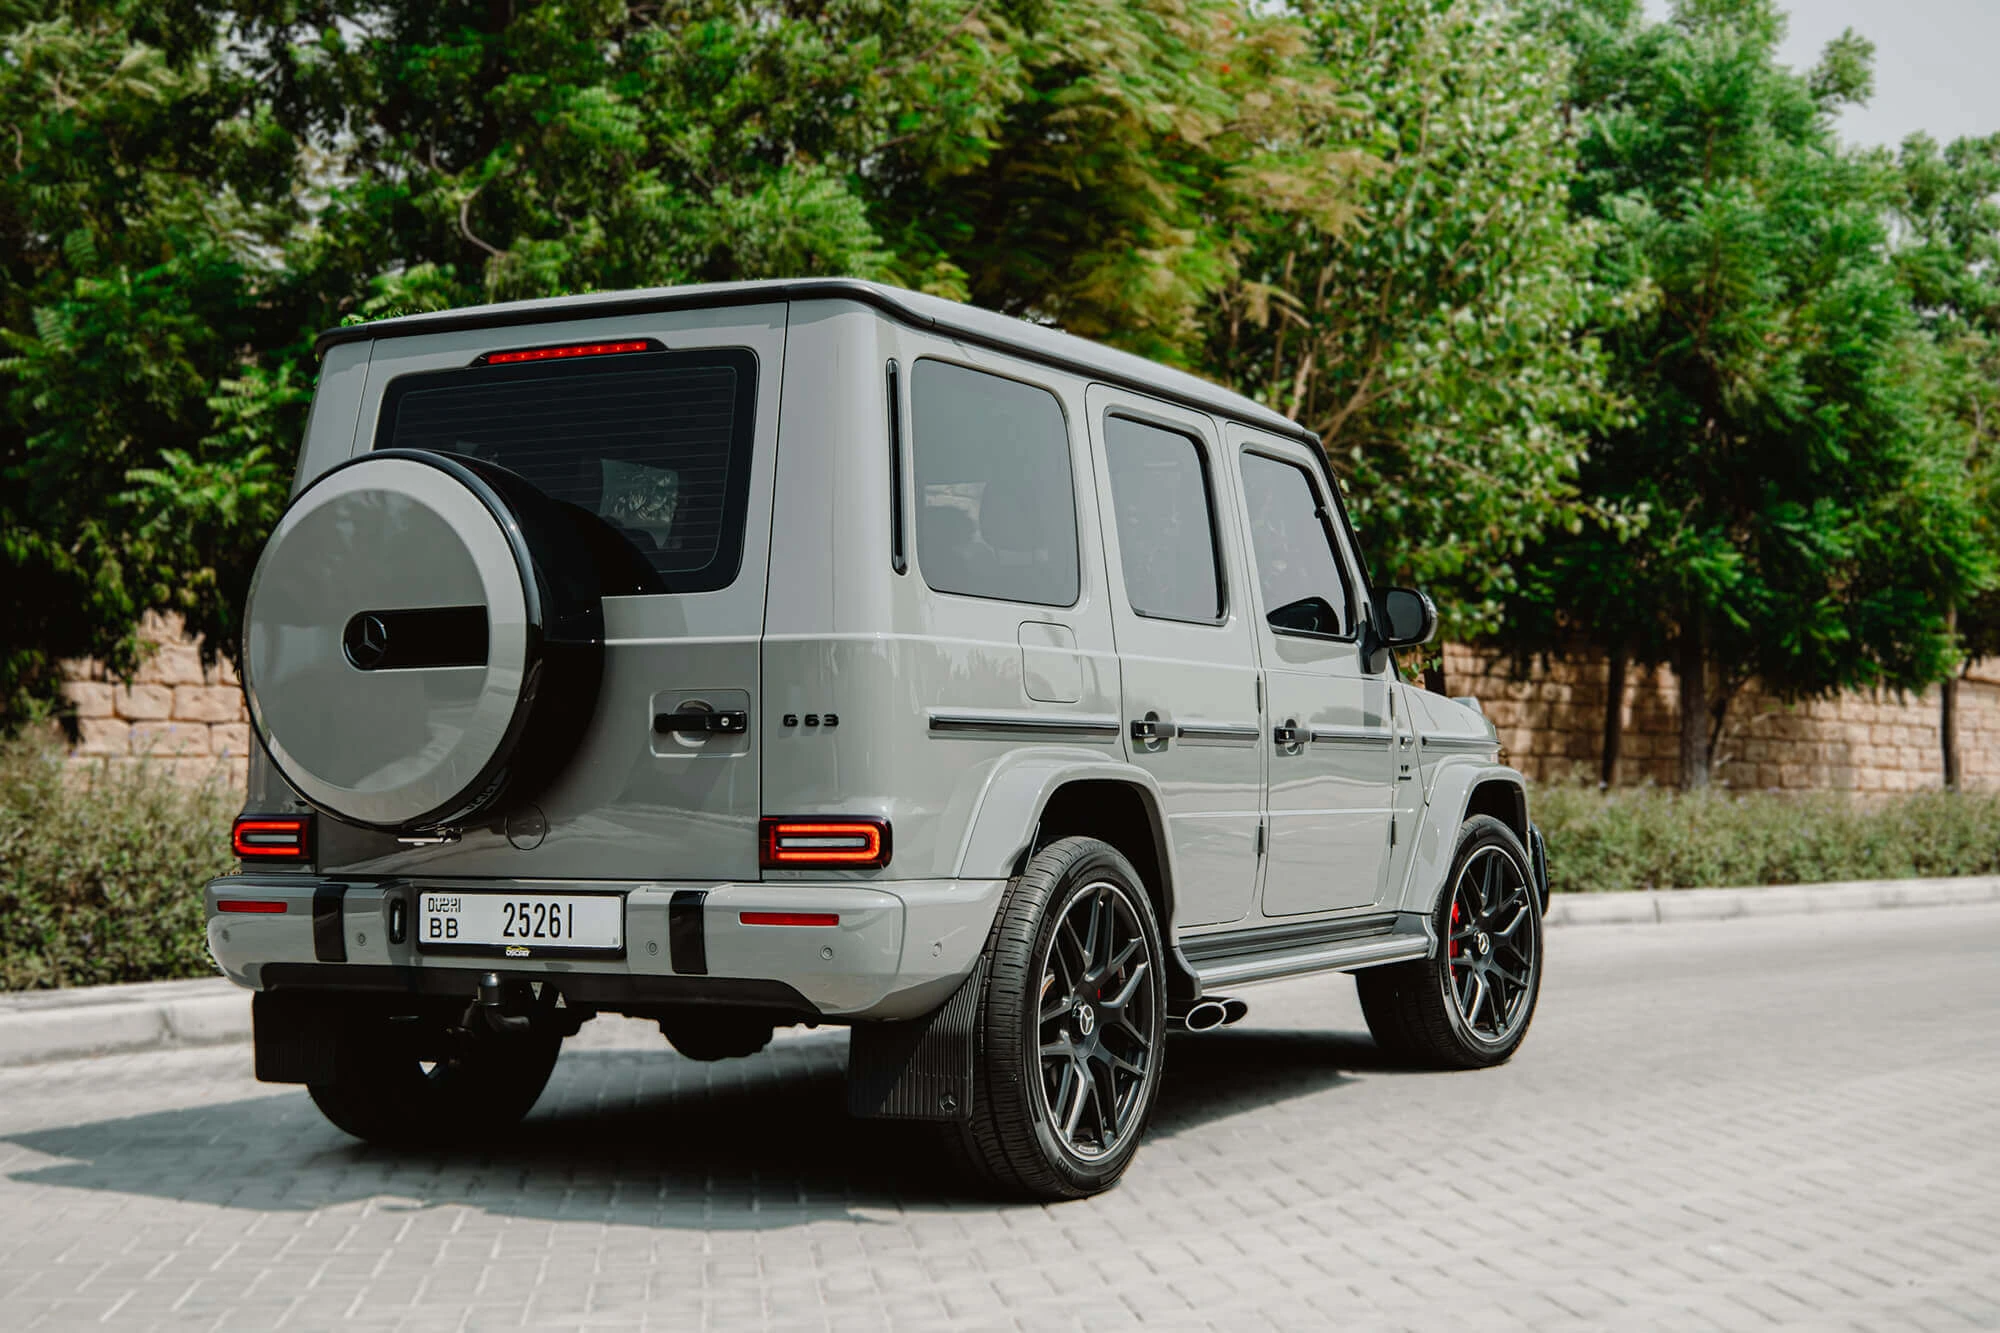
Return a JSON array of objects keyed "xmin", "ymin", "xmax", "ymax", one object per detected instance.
[
  {"xmin": 0, "ymin": 729, "xmax": 235, "ymax": 990},
  {"xmin": 1535, "ymin": 783, "xmax": 2000, "ymax": 893}
]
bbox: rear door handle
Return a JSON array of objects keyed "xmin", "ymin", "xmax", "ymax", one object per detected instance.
[
  {"xmin": 654, "ymin": 709, "xmax": 748, "ymax": 736},
  {"xmin": 1272, "ymin": 722, "xmax": 1304, "ymax": 747},
  {"xmin": 1130, "ymin": 715, "xmax": 1171, "ymax": 743}
]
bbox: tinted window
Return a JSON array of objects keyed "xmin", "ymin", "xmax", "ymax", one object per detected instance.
[
  {"xmin": 377, "ymin": 347, "xmax": 758, "ymax": 593},
  {"xmin": 1238, "ymin": 452, "xmax": 1354, "ymax": 638},
  {"xmin": 911, "ymin": 360, "xmax": 1079, "ymax": 606},
  {"xmin": 1104, "ymin": 416, "xmax": 1223, "ymax": 623}
]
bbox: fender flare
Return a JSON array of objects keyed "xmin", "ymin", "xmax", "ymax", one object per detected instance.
[
  {"xmin": 952, "ymin": 750, "xmax": 1200, "ymax": 1000},
  {"xmin": 1394, "ymin": 760, "xmax": 1531, "ymax": 916}
]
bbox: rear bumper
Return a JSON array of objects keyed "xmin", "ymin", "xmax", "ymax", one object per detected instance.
[{"xmin": 204, "ymin": 874, "xmax": 1006, "ymax": 1021}]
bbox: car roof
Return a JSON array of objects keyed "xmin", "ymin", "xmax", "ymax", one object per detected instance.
[{"xmin": 313, "ymin": 277, "xmax": 1317, "ymax": 448}]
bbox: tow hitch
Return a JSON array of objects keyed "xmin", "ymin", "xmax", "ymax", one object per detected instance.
[{"xmin": 458, "ymin": 973, "xmax": 592, "ymax": 1038}]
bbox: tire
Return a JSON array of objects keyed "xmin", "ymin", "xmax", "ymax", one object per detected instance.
[
  {"xmin": 952, "ymin": 837, "xmax": 1169, "ymax": 1201},
  {"xmin": 307, "ymin": 1013, "xmax": 563, "ymax": 1148},
  {"xmin": 1357, "ymin": 814, "xmax": 1543, "ymax": 1070}
]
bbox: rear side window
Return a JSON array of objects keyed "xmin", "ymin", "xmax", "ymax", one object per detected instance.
[
  {"xmin": 1238, "ymin": 451, "xmax": 1355, "ymax": 639},
  {"xmin": 1103, "ymin": 416, "xmax": 1224, "ymax": 623},
  {"xmin": 376, "ymin": 347, "xmax": 758, "ymax": 593},
  {"xmin": 911, "ymin": 360, "xmax": 1079, "ymax": 607}
]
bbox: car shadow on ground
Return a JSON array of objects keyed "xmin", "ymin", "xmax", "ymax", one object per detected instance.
[{"xmin": 4, "ymin": 1027, "xmax": 1392, "ymax": 1226}]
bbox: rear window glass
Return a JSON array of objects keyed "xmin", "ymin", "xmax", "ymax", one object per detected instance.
[
  {"xmin": 911, "ymin": 359, "xmax": 1079, "ymax": 607},
  {"xmin": 375, "ymin": 347, "xmax": 758, "ymax": 593}
]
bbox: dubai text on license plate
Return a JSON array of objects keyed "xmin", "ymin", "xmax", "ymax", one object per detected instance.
[{"xmin": 417, "ymin": 891, "xmax": 624, "ymax": 957}]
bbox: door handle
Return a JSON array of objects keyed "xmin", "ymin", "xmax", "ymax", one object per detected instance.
[
  {"xmin": 1130, "ymin": 715, "xmax": 1171, "ymax": 743},
  {"xmin": 1272, "ymin": 721, "xmax": 1304, "ymax": 748},
  {"xmin": 654, "ymin": 709, "xmax": 748, "ymax": 736}
]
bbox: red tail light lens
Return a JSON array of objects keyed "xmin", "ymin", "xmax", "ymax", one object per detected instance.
[
  {"xmin": 740, "ymin": 912, "xmax": 840, "ymax": 927},
  {"xmin": 759, "ymin": 818, "xmax": 890, "ymax": 868},
  {"xmin": 217, "ymin": 899, "xmax": 289, "ymax": 914},
  {"xmin": 477, "ymin": 339, "xmax": 659, "ymax": 366},
  {"xmin": 232, "ymin": 815, "xmax": 313, "ymax": 862}
]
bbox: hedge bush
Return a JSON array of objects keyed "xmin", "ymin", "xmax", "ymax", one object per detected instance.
[
  {"xmin": 1535, "ymin": 783, "xmax": 2000, "ymax": 893},
  {"xmin": 0, "ymin": 730, "xmax": 234, "ymax": 990},
  {"xmin": 6, "ymin": 726, "xmax": 2000, "ymax": 988}
]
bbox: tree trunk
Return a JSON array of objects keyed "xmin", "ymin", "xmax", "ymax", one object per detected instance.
[
  {"xmin": 1943, "ymin": 600, "xmax": 1961, "ymax": 790},
  {"xmin": 1676, "ymin": 621, "xmax": 1709, "ymax": 789},
  {"xmin": 1423, "ymin": 651, "xmax": 1447, "ymax": 696},
  {"xmin": 1601, "ymin": 643, "xmax": 1627, "ymax": 788}
]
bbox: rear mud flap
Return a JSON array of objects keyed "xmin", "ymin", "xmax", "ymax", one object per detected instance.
[
  {"xmin": 252, "ymin": 991, "xmax": 342, "ymax": 1085},
  {"xmin": 846, "ymin": 959, "xmax": 986, "ymax": 1122}
]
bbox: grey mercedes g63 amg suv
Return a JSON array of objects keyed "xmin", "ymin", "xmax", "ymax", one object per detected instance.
[{"xmin": 208, "ymin": 279, "xmax": 1548, "ymax": 1199}]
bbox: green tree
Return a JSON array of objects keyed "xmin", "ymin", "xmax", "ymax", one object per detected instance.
[
  {"xmin": 1514, "ymin": 0, "xmax": 1989, "ymax": 788},
  {"xmin": 0, "ymin": 0, "xmax": 302, "ymax": 716},
  {"xmin": 3, "ymin": 0, "xmax": 1364, "ymax": 717},
  {"xmin": 1207, "ymin": 0, "xmax": 1622, "ymax": 658},
  {"xmin": 1891, "ymin": 131, "xmax": 2000, "ymax": 785}
]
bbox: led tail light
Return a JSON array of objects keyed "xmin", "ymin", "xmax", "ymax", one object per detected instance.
[
  {"xmin": 476, "ymin": 338, "xmax": 661, "ymax": 366},
  {"xmin": 740, "ymin": 912, "xmax": 840, "ymax": 927},
  {"xmin": 232, "ymin": 815, "xmax": 313, "ymax": 862},
  {"xmin": 217, "ymin": 899, "xmax": 289, "ymax": 914},
  {"xmin": 759, "ymin": 817, "xmax": 891, "ymax": 869}
]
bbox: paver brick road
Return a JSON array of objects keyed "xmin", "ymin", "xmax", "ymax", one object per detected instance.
[{"xmin": 1, "ymin": 904, "xmax": 1996, "ymax": 1331}]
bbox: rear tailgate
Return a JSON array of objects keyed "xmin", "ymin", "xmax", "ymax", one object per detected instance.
[{"xmin": 300, "ymin": 303, "xmax": 787, "ymax": 881}]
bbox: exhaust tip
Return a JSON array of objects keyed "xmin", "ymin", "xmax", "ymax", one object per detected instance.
[
  {"xmin": 1180, "ymin": 1000, "xmax": 1228, "ymax": 1032},
  {"xmin": 1219, "ymin": 998, "xmax": 1249, "ymax": 1026}
]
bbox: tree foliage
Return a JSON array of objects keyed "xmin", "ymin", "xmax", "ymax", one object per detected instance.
[
  {"xmin": 1508, "ymin": 0, "xmax": 1991, "ymax": 785},
  {"xmin": 0, "ymin": 0, "xmax": 299, "ymax": 714},
  {"xmin": 2, "ymin": 0, "xmax": 1363, "ymax": 714},
  {"xmin": 1210, "ymin": 0, "xmax": 1622, "ymax": 643}
]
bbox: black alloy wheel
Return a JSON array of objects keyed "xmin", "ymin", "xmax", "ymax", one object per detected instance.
[
  {"xmin": 954, "ymin": 836, "xmax": 1168, "ymax": 1199},
  {"xmin": 1034, "ymin": 878, "xmax": 1161, "ymax": 1161},
  {"xmin": 1443, "ymin": 843, "xmax": 1538, "ymax": 1044},
  {"xmin": 1357, "ymin": 814, "xmax": 1543, "ymax": 1069}
]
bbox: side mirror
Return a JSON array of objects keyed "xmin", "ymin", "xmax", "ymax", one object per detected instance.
[{"xmin": 1380, "ymin": 587, "xmax": 1438, "ymax": 649}]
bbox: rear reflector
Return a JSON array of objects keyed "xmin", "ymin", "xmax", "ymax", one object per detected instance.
[
  {"xmin": 217, "ymin": 899, "xmax": 288, "ymax": 914},
  {"xmin": 760, "ymin": 818, "xmax": 890, "ymax": 868},
  {"xmin": 740, "ymin": 912, "xmax": 840, "ymax": 927},
  {"xmin": 478, "ymin": 339, "xmax": 660, "ymax": 366},
  {"xmin": 232, "ymin": 816, "xmax": 313, "ymax": 861}
]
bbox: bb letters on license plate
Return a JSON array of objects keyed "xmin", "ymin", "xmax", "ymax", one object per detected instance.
[{"xmin": 417, "ymin": 892, "xmax": 623, "ymax": 955}]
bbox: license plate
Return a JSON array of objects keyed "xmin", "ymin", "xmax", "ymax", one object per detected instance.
[{"xmin": 417, "ymin": 891, "xmax": 623, "ymax": 956}]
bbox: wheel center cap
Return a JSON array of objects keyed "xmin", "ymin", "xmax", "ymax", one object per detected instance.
[
  {"xmin": 1474, "ymin": 931, "xmax": 1491, "ymax": 956},
  {"xmin": 1074, "ymin": 1003, "xmax": 1096, "ymax": 1037}
]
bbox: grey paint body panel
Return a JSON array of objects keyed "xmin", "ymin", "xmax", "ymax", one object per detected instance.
[{"xmin": 223, "ymin": 282, "xmax": 1533, "ymax": 1022}]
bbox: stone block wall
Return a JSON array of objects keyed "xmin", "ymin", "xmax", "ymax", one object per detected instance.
[
  {"xmin": 53, "ymin": 618, "xmax": 2000, "ymax": 795},
  {"xmin": 59, "ymin": 613, "xmax": 251, "ymax": 789},
  {"xmin": 1445, "ymin": 643, "xmax": 2000, "ymax": 793}
]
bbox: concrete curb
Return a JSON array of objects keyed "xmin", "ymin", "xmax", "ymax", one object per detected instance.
[
  {"xmin": 1544, "ymin": 874, "xmax": 2000, "ymax": 927},
  {"xmin": 2, "ymin": 875, "xmax": 1998, "ymax": 1068},
  {"xmin": 0, "ymin": 977, "xmax": 247, "ymax": 1069}
]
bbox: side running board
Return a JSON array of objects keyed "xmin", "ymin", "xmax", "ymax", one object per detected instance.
[{"xmin": 1180, "ymin": 912, "xmax": 1432, "ymax": 988}]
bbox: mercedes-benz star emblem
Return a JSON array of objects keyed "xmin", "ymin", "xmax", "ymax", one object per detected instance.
[
  {"xmin": 343, "ymin": 613, "xmax": 391, "ymax": 670},
  {"xmin": 1074, "ymin": 1003, "xmax": 1096, "ymax": 1037}
]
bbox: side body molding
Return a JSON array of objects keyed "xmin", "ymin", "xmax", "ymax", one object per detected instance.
[{"xmin": 1392, "ymin": 760, "xmax": 1531, "ymax": 918}]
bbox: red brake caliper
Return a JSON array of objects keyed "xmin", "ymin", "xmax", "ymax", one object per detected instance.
[{"xmin": 1448, "ymin": 899, "xmax": 1462, "ymax": 973}]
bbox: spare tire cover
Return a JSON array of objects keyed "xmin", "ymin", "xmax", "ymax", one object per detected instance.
[{"xmin": 243, "ymin": 449, "xmax": 600, "ymax": 831}]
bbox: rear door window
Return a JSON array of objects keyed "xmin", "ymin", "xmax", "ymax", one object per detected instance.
[
  {"xmin": 376, "ymin": 346, "xmax": 758, "ymax": 593},
  {"xmin": 910, "ymin": 359, "xmax": 1079, "ymax": 607},
  {"xmin": 1103, "ymin": 415, "xmax": 1225, "ymax": 623}
]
